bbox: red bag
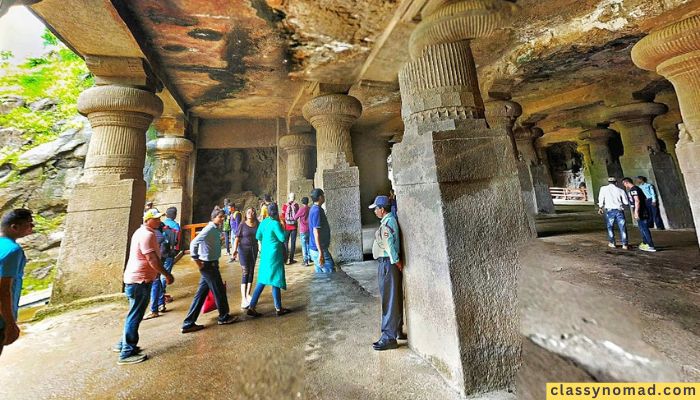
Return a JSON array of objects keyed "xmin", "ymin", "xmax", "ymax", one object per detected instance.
[{"xmin": 201, "ymin": 281, "xmax": 227, "ymax": 314}]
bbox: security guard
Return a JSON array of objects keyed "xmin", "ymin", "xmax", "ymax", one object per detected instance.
[{"xmin": 369, "ymin": 195, "xmax": 404, "ymax": 350}]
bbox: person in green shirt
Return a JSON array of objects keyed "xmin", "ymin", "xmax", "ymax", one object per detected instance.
[{"xmin": 247, "ymin": 203, "xmax": 291, "ymax": 317}]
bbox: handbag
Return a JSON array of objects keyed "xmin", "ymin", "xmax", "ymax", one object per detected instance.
[{"xmin": 201, "ymin": 281, "xmax": 227, "ymax": 313}]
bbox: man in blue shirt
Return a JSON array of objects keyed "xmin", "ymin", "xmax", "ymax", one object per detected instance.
[
  {"xmin": 635, "ymin": 176, "xmax": 665, "ymax": 230},
  {"xmin": 308, "ymin": 188, "xmax": 334, "ymax": 273},
  {"xmin": 370, "ymin": 196, "xmax": 405, "ymax": 350},
  {"xmin": 0, "ymin": 209, "xmax": 33, "ymax": 357}
]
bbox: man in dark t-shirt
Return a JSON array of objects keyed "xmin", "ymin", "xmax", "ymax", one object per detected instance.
[
  {"xmin": 308, "ymin": 188, "xmax": 334, "ymax": 273},
  {"xmin": 622, "ymin": 177, "xmax": 656, "ymax": 252}
]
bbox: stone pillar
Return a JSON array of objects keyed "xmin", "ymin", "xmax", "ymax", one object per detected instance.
[
  {"xmin": 515, "ymin": 126, "xmax": 555, "ymax": 213},
  {"xmin": 632, "ymin": 15, "xmax": 700, "ymax": 240},
  {"xmin": 485, "ymin": 99, "xmax": 536, "ymax": 235},
  {"xmin": 656, "ymin": 125, "xmax": 681, "ymax": 166},
  {"xmin": 578, "ymin": 128, "xmax": 615, "ymax": 201},
  {"xmin": 607, "ymin": 102, "xmax": 694, "ymax": 228},
  {"xmin": 302, "ymin": 95, "xmax": 363, "ymax": 263},
  {"xmin": 392, "ymin": 0, "xmax": 526, "ymax": 395},
  {"xmin": 579, "ymin": 128, "xmax": 614, "ymax": 202},
  {"xmin": 279, "ymin": 133, "xmax": 315, "ymax": 198},
  {"xmin": 52, "ymin": 59, "xmax": 163, "ymax": 303},
  {"xmin": 575, "ymin": 143, "xmax": 594, "ymax": 202},
  {"xmin": 302, "ymin": 94, "xmax": 361, "ymax": 188},
  {"xmin": 147, "ymin": 117, "xmax": 194, "ymax": 225}
]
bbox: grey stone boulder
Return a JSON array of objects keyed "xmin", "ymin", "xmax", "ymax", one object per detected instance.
[
  {"xmin": 0, "ymin": 95, "xmax": 25, "ymax": 114},
  {"xmin": 17, "ymin": 123, "xmax": 89, "ymax": 170},
  {"xmin": 0, "ymin": 127, "xmax": 27, "ymax": 148},
  {"xmin": 28, "ymin": 98, "xmax": 58, "ymax": 112}
]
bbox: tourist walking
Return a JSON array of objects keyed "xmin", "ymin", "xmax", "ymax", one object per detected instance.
[
  {"xmin": 369, "ymin": 196, "xmax": 404, "ymax": 351},
  {"xmin": 223, "ymin": 204, "xmax": 233, "ymax": 256},
  {"xmin": 308, "ymin": 188, "xmax": 335, "ymax": 273},
  {"xmin": 144, "ymin": 220, "xmax": 178, "ymax": 320},
  {"xmin": 597, "ymin": 177, "xmax": 630, "ymax": 249},
  {"xmin": 294, "ymin": 197, "xmax": 311, "ymax": 266},
  {"xmin": 115, "ymin": 209, "xmax": 175, "ymax": 365},
  {"xmin": 247, "ymin": 203, "xmax": 291, "ymax": 317},
  {"xmin": 161, "ymin": 207, "xmax": 181, "ymax": 305},
  {"xmin": 229, "ymin": 204, "xmax": 242, "ymax": 260},
  {"xmin": 281, "ymin": 192, "xmax": 299, "ymax": 264},
  {"xmin": 0, "ymin": 209, "xmax": 33, "ymax": 358},
  {"xmin": 622, "ymin": 178, "xmax": 657, "ymax": 252},
  {"xmin": 635, "ymin": 176, "xmax": 665, "ymax": 230},
  {"xmin": 181, "ymin": 209, "xmax": 238, "ymax": 334},
  {"xmin": 232, "ymin": 207, "xmax": 259, "ymax": 309},
  {"xmin": 260, "ymin": 194, "xmax": 273, "ymax": 220}
]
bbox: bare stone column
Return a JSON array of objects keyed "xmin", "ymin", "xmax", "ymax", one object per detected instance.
[
  {"xmin": 485, "ymin": 99, "xmax": 536, "ymax": 235},
  {"xmin": 302, "ymin": 95, "xmax": 363, "ymax": 263},
  {"xmin": 279, "ymin": 133, "xmax": 315, "ymax": 198},
  {"xmin": 52, "ymin": 60, "xmax": 163, "ymax": 303},
  {"xmin": 392, "ymin": 0, "xmax": 526, "ymax": 395},
  {"xmin": 515, "ymin": 126, "xmax": 555, "ymax": 213},
  {"xmin": 575, "ymin": 142, "xmax": 595, "ymax": 202},
  {"xmin": 147, "ymin": 116, "xmax": 194, "ymax": 225},
  {"xmin": 656, "ymin": 125, "xmax": 681, "ymax": 166},
  {"xmin": 607, "ymin": 102, "xmax": 693, "ymax": 228},
  {"xmin": 302, "ymin": 94, "xmax": 361, "ymax": 188},
  {"xmin": 578, "ymin": 128, "xmax": 615, "ymax": 201}
]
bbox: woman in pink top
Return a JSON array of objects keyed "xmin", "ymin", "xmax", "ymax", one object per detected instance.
[{"xmin": 294, "ymin": 197, "xmax": 311, "ymax": 266}]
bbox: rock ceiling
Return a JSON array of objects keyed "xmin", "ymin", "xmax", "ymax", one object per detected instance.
[{"xmin": 32, "ymin": 0, "xmax": 700, "ymax": 137}]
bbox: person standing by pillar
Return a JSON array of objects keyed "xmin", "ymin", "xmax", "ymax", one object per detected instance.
[
  {"xmin": 597, "ymin": 177, "xmax": 630, "ymax": 249},
  {"xmin": 0, "ymin": 209, "xmax": 33, "ymax": 357},
  {"xmin": 635, "ymin": 176, "xmax": 665, "ymax": 230},
  {"xmin": 369, "ymin": 196, "xmax": 404, "ymax": 351},
  {"xmin": 161, "ymin": 207, "xmax": 180, "ymax": 305},
  {"xmin": 308, "ymin": 188, "xmax": 334, "ymax": 273},
  {"xmin": 294, "ymin": 197, "xmax": 311, "ymax": 266},
  {"xmin": 232, "ymin": 207, "xmax": 259, "ymax": 309},
  {"xmin": 115, "ymin": 209, "xmax": 174, "ymax": 365},
  {"xmin": 622, "ymin": 178, "xmax": 657, "ymax": 252},
  {"xmin": 181, "ymin": 209, "xmax": 238, "ymax": 333},
  {"xmin": 281, "ymin": 193, "xmax": 299, "ymax": 265}
]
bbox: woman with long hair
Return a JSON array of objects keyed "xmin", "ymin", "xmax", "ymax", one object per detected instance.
[
  {"xmin": 232, "ymin": 207, "xmax": 259, "ymax": 309},
  {"xmin": 247, "ymin": 203, "xmax": 291, "ymax": 317}
]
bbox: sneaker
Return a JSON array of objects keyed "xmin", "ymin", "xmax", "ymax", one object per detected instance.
[
  {"xmin": 641, "ymin": 245, "xmax": 657, "ymax": 252},
  {"xmin": 608, "ymin": 243, "xmax": 616, "ymax": 248},
  {"xmin": 276, "ymin": 308, "xmax": 291, "ymax": 316},
  {"xmin": 143, "ymin": 312, "xmax": 159, "ymax": 320},
  {"xmin": 241, "ymin": 301, "xmax": 249, "ymax": 310},
  {"xmin": 639, "ymin": 243, "xmax": 648, "ymax": 251},
  {"xmin": 117, "ymin": 353, "xmax": 148, "ymax": 365},
  {"xmin": 158, "ymin": 305, "xmax": 168, "ymax": 313},
  {"xmin": 111, "ymin": 344, "xmax": 142, "ymax": 354},
  {"xmin": 622, "ymin": 245, "xmax": 629, "ymax": 250},
  {"xmin": 247, "ymin": 308, "xmax": 262, "ymax": 318},
  {"xmin": 217, "ymin": 314, "xmax": 239, "ymax": 325},
  {"xmin": 181, "ymin": 324, "xmax": 205, "ymax": 334}
]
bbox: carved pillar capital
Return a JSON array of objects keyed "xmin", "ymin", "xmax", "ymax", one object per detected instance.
[
  {"xmin": 606, "ymin": 102, "xmax": 667, "ymax": 153},
  {"xmin": 278, "ymin": 132, "xmax": 315, "ymax": 152},
  {"xmin": 484, "ymin": 99, "xmax": 522, "ymax": 131},
  {"xmin": 578, "ymin": 128, "xmax": 614, "ymax": 144}
]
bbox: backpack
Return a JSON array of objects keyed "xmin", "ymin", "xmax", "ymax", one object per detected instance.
[
  {"xmin": 285, "ymin": 202, "xmax": 297, "ymax": 225},
  {"xmin": 223, "ymin": 216, "xmax": 231, "ymax": 232}
]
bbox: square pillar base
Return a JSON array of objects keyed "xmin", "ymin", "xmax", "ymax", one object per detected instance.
[
  {"xmin": 530, "ymin": 164, "xmax": 555, "ymax": 214},
  {"xmin": 51, "ymin": 179, "xmax": 146, "ymax": 304},
  {"xmin": 323, "ymin": 166, "xmax": 363, "ymax": 263}
]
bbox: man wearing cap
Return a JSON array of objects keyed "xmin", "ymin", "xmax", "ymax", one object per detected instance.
[
  {"xmin": 115, "ymin": 208, "xmax": 175, "ymax": 365},
  {"xmin": 597, "ymin": 177, "xmax": 630, "ymax": 249},
  {"xmin": 370, "ymin": 195, "xmax": 404, "ymax": 351},
  {"xmin": 635, "ymin": 176, "xmax": 665, "ymax": 230},
  {"xmin": 308, "ymin": 188, "xmax": 334, "ymax": 273}
]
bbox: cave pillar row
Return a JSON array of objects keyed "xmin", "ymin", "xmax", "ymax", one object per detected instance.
[
  {"xmin": 302, "ymin": 94, "xmax": 363, "ymax": 263},
  {"xmin": 608, "ymin": 102, "xmax": 694, "ymax": 229},
  {"xmin": 149, "ymin": 115, "xmax": 194, "ymax": 225},
  {"xmin": 632, "ymin": 15, "xmax": 700, "ymax": 241},
  {"xmin": 392, "ymin": 0, "xmax": 528, "ymax": 395},
  {"xmin": 279, "ymin": 132, "xmax": 315, "ymax": 201},
  {"xmin": 515, "ymin": 126, "xmax": 555, "ymax": 214},
  {"xmin": 485, "ymin": 99, "xmax": 536, "ymax": 236},
  {"xmin": 578, "ymin": 128, "xmax": 616, "ymax": 201},
  {"xmin": 51, "ymin": 56, "xmax": 163, "ymax": 304}
]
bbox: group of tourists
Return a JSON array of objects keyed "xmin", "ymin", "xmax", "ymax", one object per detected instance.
[{"xmin": 598, "ymin": 175, "xmax": 663, "ymax": 252}]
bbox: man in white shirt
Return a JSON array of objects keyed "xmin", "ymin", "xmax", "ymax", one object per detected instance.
[{"xmin": 598, "ymin": 177, "xmax": 630, "ymax": 249}]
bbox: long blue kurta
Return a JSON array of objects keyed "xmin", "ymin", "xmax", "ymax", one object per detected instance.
[{"xmin": 255, "ymin": 217, "xmax": 287, "ymax": 289}]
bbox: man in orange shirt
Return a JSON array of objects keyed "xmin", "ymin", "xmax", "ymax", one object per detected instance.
[{"xmin": 114, "ymin": 209, "xmax": 175, "ymax": 365}]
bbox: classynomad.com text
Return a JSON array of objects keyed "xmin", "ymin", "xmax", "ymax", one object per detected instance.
[{"xmin": 546, "ymin": 383, "xmax": 699, "ymax": 400}]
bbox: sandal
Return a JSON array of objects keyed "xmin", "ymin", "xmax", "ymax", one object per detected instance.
[{"xmin": 143, "ymin": 312, "xmax": 159, "ymax": 320}]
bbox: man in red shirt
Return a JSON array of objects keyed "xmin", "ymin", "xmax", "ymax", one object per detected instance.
[
  {"xmin": 281, "ymin": 193, "xmax": 300, "ymax": 265},
  {"xmin": 114, "ymin": 209, "xmax": 175, "ymax": 365}
]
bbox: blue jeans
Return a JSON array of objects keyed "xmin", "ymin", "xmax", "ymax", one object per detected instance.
[
  {"xmin": 309, "ymin": 248, "xmax": 335, "ymax": 273},
  {"xmin": 377, "ymin": 257, "xmax": 403, "ymax": 341},
  {"xmin": 646, "ymin": 198, "xmax": 665, "ymax": 229},
  {"xmin": 605, "ymin": 209, "xmax": 628, "ymax": 245},
  {"xmin": 119, "ymin": 282, "xmax": 151, "ymax": 359},
  {"xmin": 299, "ymin": 232, "xmax": 310, "ymax": 264},
  {"xmin": 249, "ymin": 283, "xmax": 282, "ymax": 310},
  {"xmin": 182, "ymin": 261, "xmax": 230, "ymax": 328},
  {"xmin": 149, "ymin": 257, "xmax": 174, "ymax": 312},
  {"xmin": 284, "ymin": 229, "xmax": 297, "ymax": 262},
  {"xmin": 637, "ymin": 218, "xmax": 655, "ymax": 248}
]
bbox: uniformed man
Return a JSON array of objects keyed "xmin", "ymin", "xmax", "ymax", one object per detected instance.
[{"xmin": 369, "ymin": 195, "xmax": 404, "ymax": 350}]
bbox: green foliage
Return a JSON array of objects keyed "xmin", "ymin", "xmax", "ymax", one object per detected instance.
[
  {"xmin": 32, "ymin": 214, "xmax": 66, "ymax": 235},
  {"xmin": 21, "ymin": 260, "xmax": 55, "ymax": 296},
  {"xmin": 41, "ymin": 29, "xmax": 59, "ymax": 47},
  {"xmin": 0, "ymin": 50, "xmax": 13, "ymax": 60}
]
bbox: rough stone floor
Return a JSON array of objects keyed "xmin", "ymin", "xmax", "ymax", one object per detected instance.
[{"xmin": 2, "ymin": 205, "xmax": 698, "ymax": 400}]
